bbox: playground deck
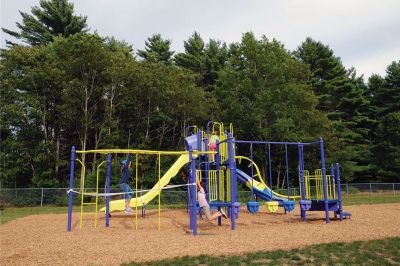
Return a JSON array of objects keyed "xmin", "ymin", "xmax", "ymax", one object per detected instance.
[{"xmin": 1, "ymin": 203, "xmax": 400, "ymax": 265}]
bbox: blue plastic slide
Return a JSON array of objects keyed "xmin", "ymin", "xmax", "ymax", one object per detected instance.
[{"xmin": 236, "ymin": 168, "xmax": 292, "ymax": 205}]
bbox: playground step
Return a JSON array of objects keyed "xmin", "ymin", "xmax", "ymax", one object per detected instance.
[
  {"xmin": 82, "ymin": 202, "xmax": 97, "ymax": 206},
  {"xmin": 342, "ymin": 212, "xmax": 351, "ymax": 219}
]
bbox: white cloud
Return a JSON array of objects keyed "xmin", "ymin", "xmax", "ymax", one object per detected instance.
[
  {"xmin": 348, "ymin": 46, "xmax": 400, "ymax": 78},
  {"xmin": 1, "ymin": 0, "xmax": 399, "ymax": 78}
]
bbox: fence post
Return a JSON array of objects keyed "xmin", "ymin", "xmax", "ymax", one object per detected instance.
[
  {"xmin": 370, "ymin": 183, "xmax": 372, "ymax": 195},
  {"xmin": 41, "ymin": 188, "xmax": 44, "ymax": 207},
  {"xmin": 346, "ymin": 184, "xmax": 349, "ymax": 196},
  {"xmin": 394, "ymin": 184, "xmax": 396, "ymax": 195}
]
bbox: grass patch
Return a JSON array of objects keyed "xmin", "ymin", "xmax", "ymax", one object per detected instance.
[
  {"xmin": 0, "ymin": 206, "xmax": 73, "ymax": 224},
  {"xmin": 122, "ymin": 237, "xmax": 400, "ymax": 266},
  {"xmin": 343, "ymin": 193, "xmax": 400, "ymax": 205}
]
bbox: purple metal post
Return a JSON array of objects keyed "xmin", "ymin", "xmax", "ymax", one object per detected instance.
[
  {"xmin": 216, "ymin": 139, "xmax": 222, "ymax": 226},
  {"xmin": 189, "ymin": 149, "xmax": 197, "ymax": 236},
  {"xmin": 186, "ymin": 180, "xmax": 189, "ymax": 213},
  {"xmin": 203, "ymin": 131, "xmax": 210, "ymax": 203},
  {"xmin": 319, "ymin": 138, "xmax": 330, "ymax": 224},
  {"xmin": 299, "ymin": 144, "xmax": 306, "ymax": 200},
  {"xmin": 330, "ymin": 164, "xmax": 335, "ymax": 195},
  {"xmin": 330, "ymin": 164, "xmax": 337, "ymax": 219},
  {"xmin": 268, "ymin": 144, "xmax": 272, "ymax": 189},
  {"xmin": 298, "ymin": 144, "xmax": 306, "ymax": 221},
  {"xmin": 67, "ymin": 146, "xmax": 76, "ymax": 232},
  {"xmin": 189, "ymin": 149, "xmax": 193, "ymax": 230},
  {"xmin": 105, "ymin": 153, "xmax": 111, "ymax": 227},
  {"xmin": 336, "ymin": 163, "xmax": 343, "ymax": 221},
  {"xmin": 198, "ymin": 130, "xmax": 209, "ymax": 202},
  {"xmin": 228, "ymin": 133, "xmax": 236, "ymax": 230},
  {"xmin": 197, "ymin": 129, "xmax": 202, "ymax": 152},
  {"xmin": 206, "ymin": 120, "xmax": 213, "ymax": 135},
  {"xmin": 285, "ymin": 144, "xmax": 290, "ymax": 199},
  {"xmin": 216, "ymin": 140, "xmax": 220, "ymax": 199},
  {"xmin": 250, "ymin": 144, "xmax": 254, "ymax": 200}
]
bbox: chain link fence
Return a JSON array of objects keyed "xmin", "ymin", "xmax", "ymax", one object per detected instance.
[{"xmin": 1, "ymin": 183, "xmax": 399, "ymax": 208}]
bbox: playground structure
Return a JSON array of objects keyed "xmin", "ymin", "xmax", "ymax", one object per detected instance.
[{"xmin": 67, "ymin": 121, "xmax": 350, "ymax": 235}]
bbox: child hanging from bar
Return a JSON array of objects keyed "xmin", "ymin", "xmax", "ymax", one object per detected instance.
[
  {"xmin": 196, "ymin": 177, "xmax": 227, "ymax": 221},
  {"xmin": 120, "ymin": 154, "xmax": 134, "ymax": 214}
]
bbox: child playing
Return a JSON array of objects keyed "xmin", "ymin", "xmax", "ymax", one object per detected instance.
[
  {"xmin": 208, "ymin": 131, "xmax": 219, "ymax": 161},
  {"xmin": 120, "ymin": 154, "xmax": 134, "ymax": 214},
  {"xmin": 197, "ymin": 178, "xmax": 227, "ymax": 221}
]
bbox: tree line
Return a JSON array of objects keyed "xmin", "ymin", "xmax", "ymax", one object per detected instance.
[{"xmin": 0, "ymin": 0, "xmax": 399, "ymax": 189}]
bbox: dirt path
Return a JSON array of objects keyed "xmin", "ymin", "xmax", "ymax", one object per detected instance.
[{"xmin": 1, "ymin": 203, "xmax": 400, "ymax": 265}]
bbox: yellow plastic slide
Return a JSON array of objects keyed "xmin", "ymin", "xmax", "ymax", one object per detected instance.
[{"xmin": 100, "ymin": 154, "xmax": 189, "ymax": 212}]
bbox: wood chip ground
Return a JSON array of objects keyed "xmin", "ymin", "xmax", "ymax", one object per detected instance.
[{"xmin": 1, "ymin": 203, "xmax": 400, "ymax": 265}]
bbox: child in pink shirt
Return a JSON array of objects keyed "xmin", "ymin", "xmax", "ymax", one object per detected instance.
[{"xmin": 208, "ymin": 131, "xmax": 219, "ymax": 161}]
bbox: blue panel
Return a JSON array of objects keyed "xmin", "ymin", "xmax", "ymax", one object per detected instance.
[
  {"xmin": 309, "ymin": 200, "xmax": 339, "ymax": 211},
  {"xmin": 185, "ymin": 134, "xmax": 199, "ymax": 151}
]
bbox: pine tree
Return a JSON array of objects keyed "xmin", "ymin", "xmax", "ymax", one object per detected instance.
[
  {"xmin": 373, "ymin": 61, "xmax": 400, "ymax": 115},
  {"xmin": 175, "ymin": 32, "xmax": 228, "ymax": 89},
  {"xmin": 137, "ymin": 34, "xmax": 174, "ymax": 64},
  {"xmin": 174, "ymin": 32, "xmax": 205, "ymax": 74},
  {"xmin": 369, "ymin": 61, "xmax": 400, "ymax": 182},
  {"xmin": 2, "ymin": 0, "xmax": 88, "ymax": 46},
  {"xmin": 294, "ymin": 38, "xmax": 372, "ymax": 181},
  {"xmin": 203, "ymin": 39, "xmax": 228, "ymax": 87},
  {"xmin": 293, "ymin": 37, "xmax": 347, "ymax": 115},
  {"xmin": 217, "ymin": 33, "xmax": 328, "ymax": 141}
]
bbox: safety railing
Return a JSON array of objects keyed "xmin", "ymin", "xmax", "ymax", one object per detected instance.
[
  {"xmin": 1, "ymin": 183, "xmax": 399, "ymax": 207},
  {"xmin": 304, "ymin": 169, "xmax": 336, "ymax": 200}
]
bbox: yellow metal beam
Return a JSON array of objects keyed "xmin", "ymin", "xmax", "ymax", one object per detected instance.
[{"xmin": 75, "ymin": 149, "xmax": 213, "ymax": 155}]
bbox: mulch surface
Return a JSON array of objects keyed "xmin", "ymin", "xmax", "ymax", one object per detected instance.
[{"xmin": 1, "ymin": 203, "xmax": 400, "ymax": 265}]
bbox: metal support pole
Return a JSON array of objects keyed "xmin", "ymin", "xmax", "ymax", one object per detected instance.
[
  {"xmin": 41, "ymin": 188, "xmax": 44, "ymax": 207},
  {"xmin": 216, "ymin": 140, "xmax": 220, "ymax": 202},
  {"xmin": 189, "ymin": 149, "xmax": 193, "ymax": 230},
  {"xmin": 105, "ymin": 153, "xmax": 111, "ymax": 227},
  {"xmin": 336, "ymin": 163, "xmax": 343, "ymax": 221},
  {"xmin": 189, "ymin": 149, "xmax": 197, "ymax": 236},
  {"xmin": 285, "ymin": 144, "xmax": 290, "ymax": 199},
  {"xmin": 158, "ymin": 153, "xmax": 161, "ymax": 230},
  {"xmin": 186, "ymin": 180, "xmax": 189, "ymax": 213},
  {"xmin": 250, "ymin": 144, "xmax": 254, "ymax": 200},
  {"xmin": 330, "ymin": 165, "xmax": 335, "ymax": 199},
  {"xmin": 217, "ymin": 137, "xmax": 222, "ymax": 228},
  {"xmin": 135, "ymin": 154, "xmax": 138, "ymax": 229},
  {"xmin": 228, "ymin": 133, "xmax": 236, "ymax": 230},
  {"xmin": 330, "ymin": 164, "xmax": 336, "ymax": 219},
  {"xmin": 298, "ymin": 144, "xmax": 306, "ymax": 221},
  {"xmin": 67, "ymin": 146, "xmax": 76, "ymax": 232},
  {"xmin": 319, "ymin": 137, "xmax": 330, "ymax": 224},
  {"xmin": 204, "ymin": 132, "xmax": 210, "ymax": 203},
  {"xmin": 268, "ymin": 144, "xmax": 272, "ymax": 189}
]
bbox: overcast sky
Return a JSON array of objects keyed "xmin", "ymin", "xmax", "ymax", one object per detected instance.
[{"xmin": 1, "ymin": 0, "xmax": 399, "ymax": 79}]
